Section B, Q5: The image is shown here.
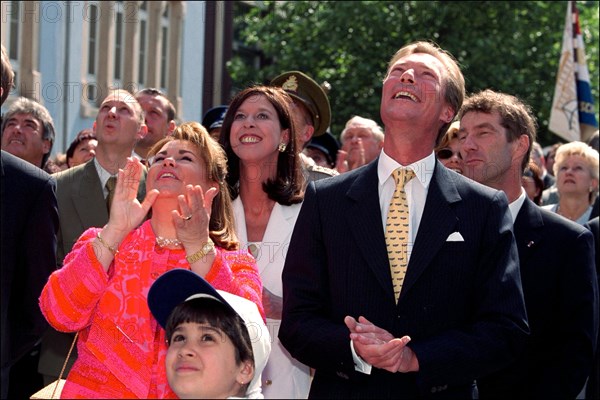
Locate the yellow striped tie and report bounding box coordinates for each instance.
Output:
[386,168,414,303]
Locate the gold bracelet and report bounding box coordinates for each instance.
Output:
[186,239,215,264]
[96,232,119,256]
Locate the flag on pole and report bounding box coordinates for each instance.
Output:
[549,1,598,143]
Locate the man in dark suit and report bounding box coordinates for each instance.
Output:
[586,216,600,400]
[459,89,598,399]
[1,44,59,399]
[1,151,59,399]
[38,89,148,384]
[280,41,529,398]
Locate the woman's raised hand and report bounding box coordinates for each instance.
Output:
[106,158,159,239]
[173,184,218,247]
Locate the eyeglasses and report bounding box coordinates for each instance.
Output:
[436,148,462,160]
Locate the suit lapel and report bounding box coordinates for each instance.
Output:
[400,163,462,300]
[263,202,299,242]
[514,198,543,263]
[346,162,394,298]
[260,202,301,275]
[71,161,148,229]
[72,161,109,229]
[232,197,300,295]
[232,197,248,244]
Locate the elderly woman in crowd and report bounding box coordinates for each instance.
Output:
[219,85,310,399]
[39,122,263,398]
[435,120,463,174]
[542,141,599,225]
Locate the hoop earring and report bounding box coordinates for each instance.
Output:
[278,142,287,152]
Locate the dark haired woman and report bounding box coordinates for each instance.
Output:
[220,86,309,398]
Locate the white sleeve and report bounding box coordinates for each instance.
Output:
[350,340,372,374]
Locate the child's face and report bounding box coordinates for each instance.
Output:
[166,322,247,399]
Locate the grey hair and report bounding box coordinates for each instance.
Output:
[1,97,55,167]
[340,115,384,144]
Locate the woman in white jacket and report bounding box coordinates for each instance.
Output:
[220,85,310,399]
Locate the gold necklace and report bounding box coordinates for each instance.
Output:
[155,236,183,248]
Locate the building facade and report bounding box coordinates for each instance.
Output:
[1,0,240,156]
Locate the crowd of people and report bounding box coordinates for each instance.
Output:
[1,37,599,400]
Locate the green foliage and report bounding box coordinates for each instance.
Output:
[228,1,599,146]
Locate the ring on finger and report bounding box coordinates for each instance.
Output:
[183,214,193,221]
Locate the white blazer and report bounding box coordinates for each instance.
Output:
[233,197,310,399]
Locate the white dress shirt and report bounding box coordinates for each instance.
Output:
[94,158,116,199]
[508,188,527,223]
[378,149,435,263]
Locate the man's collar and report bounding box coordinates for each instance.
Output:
[378,149,435,189]
[508,188,527,223]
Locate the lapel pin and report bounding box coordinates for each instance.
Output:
[527,241,534,248]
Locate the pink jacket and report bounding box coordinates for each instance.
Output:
[40,220,263,399]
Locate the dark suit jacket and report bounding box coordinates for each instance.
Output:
[0,151,59,398]
[39,158,146,378]
[585,216,600,400]
[478,198,598,399]
[280,160,529,399]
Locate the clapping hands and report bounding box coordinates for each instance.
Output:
[344,315,419,373]
[172,183,218,248]
[336,138,367,173]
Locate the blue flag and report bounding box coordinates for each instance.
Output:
[549,1,598,142]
